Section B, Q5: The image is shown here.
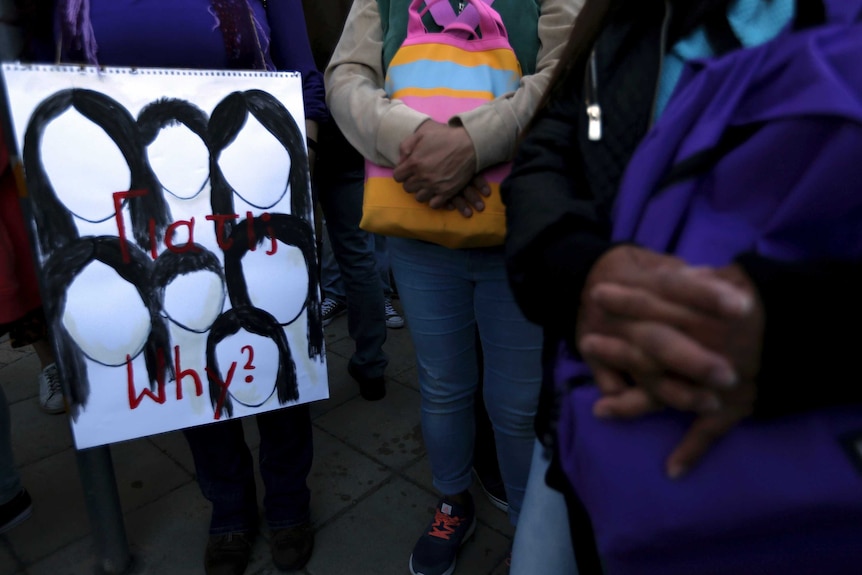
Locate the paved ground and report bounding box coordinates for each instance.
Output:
[0,309,513,575]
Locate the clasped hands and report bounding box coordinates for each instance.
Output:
[392,119,489,217]
[576,245,765,478]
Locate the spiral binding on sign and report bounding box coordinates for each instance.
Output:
[0,63,300,79]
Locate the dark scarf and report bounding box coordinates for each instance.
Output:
[57,0,271,69]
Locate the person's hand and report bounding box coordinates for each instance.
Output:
[582,262,762,409]
[393,120,477,206]
[439,176,491,218]
[576,247,752,396]
[576,255,764,476]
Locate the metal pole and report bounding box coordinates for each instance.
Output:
[75,445,133,575]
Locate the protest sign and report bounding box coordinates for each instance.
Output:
[1,64,328,448]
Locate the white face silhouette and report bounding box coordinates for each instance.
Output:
[241,242,309,325]
[218,113,291,209]
[147,122,210,200]
[42,109,131,223]
[62,260,151,366]
[213,328,280,408]
[163,269,225,332]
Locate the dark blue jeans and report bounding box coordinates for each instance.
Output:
[316,158,388,380]
[183,404,313,534]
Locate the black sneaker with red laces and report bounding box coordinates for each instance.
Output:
[409,493,476,575]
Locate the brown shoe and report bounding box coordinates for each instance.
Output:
[204,531,256,575]
[270,522,314,571]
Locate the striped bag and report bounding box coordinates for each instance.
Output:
[360,0,522,249]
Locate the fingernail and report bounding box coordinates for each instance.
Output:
[720,290,752,315]
[482,186,491,196]
[474,201,485,211]
[667,463,687,479]
[709,366,737,388]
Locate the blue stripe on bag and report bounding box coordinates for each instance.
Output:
[386,60,520,95]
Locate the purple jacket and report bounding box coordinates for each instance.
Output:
[56,0,327,122]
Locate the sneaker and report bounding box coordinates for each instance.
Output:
[204,531,256,575]
[473,466,508,513]
[270,522,314,571]
[38,363,65,414]
[384,297,405,329]
[409,494,476,575]
[321,297,347,327]
[0,489,32,535]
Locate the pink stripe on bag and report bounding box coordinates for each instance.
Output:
[397,95,493,121]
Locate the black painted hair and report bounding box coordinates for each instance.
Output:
[222,213,323,360]
[205,305,297,419]
[137,97,210,146]
[208,89,313,237]
[41,235,173,419]
[153,244,226,333]
[22,88,171,255]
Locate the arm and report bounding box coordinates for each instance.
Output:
[456,0,583,171]
[266,0,328,124]
[325,0,429,167]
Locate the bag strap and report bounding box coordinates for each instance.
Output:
[426,0,495,30]
[408,0,505,41]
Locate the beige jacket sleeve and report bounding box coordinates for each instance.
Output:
[325,0,582,170]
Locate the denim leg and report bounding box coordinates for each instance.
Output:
[317,165,387,379]
[374,234,393,296]
[0,384,21,505]
[472,252,543,524]
[321,222,346,302]
[389,238,479,498]
[510,439,578,575]
[257,405,313,530]
[183,420,258,534]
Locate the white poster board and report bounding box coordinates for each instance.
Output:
[1,64,328,448]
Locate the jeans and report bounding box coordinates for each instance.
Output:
[183,405,313,534]
[316,162,387,380]
[0,383,21,505]
[510,439,578,575]
[321,231,394,301]
[388,238,542,524]
[320,227,345,302]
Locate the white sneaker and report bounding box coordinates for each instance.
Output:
[38,363,65,414]
[384,298,404,329]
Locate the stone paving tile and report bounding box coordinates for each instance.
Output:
[145,430,197,477]
[118,483,212,575]
[0,352,40,405]
[306,429,392,527]
[24,537,95,575]
[0,539,23,575]
[8,399,73,467]
[3,449,89,565]
[110,438,196,514]
[313,383,425,471]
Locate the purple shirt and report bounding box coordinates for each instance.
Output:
[59,0,327,122]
